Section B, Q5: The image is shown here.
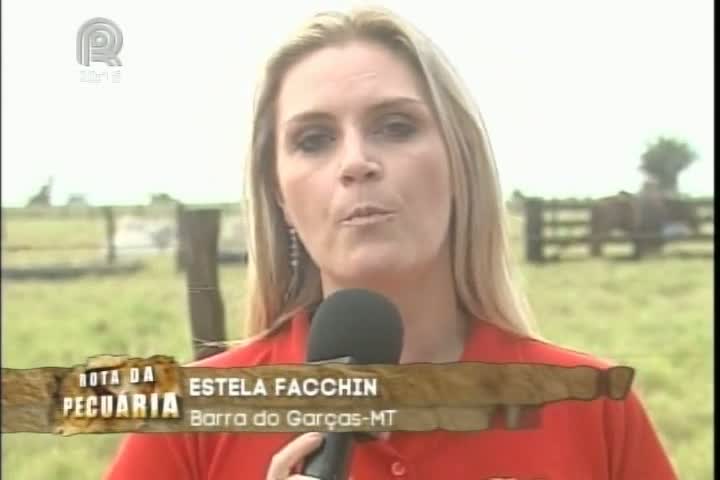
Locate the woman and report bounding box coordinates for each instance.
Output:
[106,6,677,479]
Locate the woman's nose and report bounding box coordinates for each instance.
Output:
[338,136,382,185]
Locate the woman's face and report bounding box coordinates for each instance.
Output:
[274,41,453,287]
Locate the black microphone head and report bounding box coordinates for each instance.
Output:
[307,289,404,364]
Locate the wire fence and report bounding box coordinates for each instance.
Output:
[1,203,248,278]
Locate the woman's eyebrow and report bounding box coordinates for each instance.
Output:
[281,96,426,128]
[365,96,426,113]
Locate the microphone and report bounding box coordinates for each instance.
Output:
[301,289,404,480]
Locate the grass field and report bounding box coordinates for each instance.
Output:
[1,213,714,479]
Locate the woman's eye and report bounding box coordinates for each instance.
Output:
[377,119,416,139]
[296,132,334,153]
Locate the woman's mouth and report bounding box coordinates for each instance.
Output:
[340,211,396,226]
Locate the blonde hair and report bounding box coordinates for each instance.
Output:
[243,5,540,340]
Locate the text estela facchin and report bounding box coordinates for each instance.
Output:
[188,377,379,398]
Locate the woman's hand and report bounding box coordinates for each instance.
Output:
[265,431,390,479]
[266,432,325,480]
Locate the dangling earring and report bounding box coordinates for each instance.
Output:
[286,226,301,301]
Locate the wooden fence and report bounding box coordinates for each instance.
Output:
[524,196,714,262]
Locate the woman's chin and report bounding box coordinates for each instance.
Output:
[332,250,410,284]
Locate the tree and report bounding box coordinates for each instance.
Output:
[506,189,526,213]
[26,177,53,207]
[66,194,89,207]
[149,193,178,206]
[640,137,697,194]
[510,189,526,202]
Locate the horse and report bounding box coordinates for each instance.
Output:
[589,191,699,257]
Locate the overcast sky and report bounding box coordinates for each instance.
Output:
[1,0,714,207]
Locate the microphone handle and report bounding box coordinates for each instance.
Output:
[301,432,355,480]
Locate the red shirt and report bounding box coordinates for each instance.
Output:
[104,311,678,480]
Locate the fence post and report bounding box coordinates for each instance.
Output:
[182,208,227,360]
[175,203,187,272]
[589,203,603,257]
[525,197,545,263]
[102,206,116,265]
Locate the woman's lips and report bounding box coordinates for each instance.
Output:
[340,212,396,226]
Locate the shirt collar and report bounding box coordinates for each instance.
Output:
[288,308,525,365]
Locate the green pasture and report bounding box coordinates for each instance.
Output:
[1,213,713,479]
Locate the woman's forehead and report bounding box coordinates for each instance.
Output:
[275,41,424,124]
